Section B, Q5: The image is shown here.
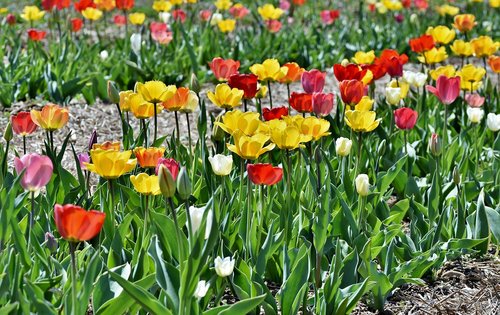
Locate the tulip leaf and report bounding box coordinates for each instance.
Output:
[473,189,490,254]
[203,294,266,315]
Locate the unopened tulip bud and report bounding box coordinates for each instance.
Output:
[6,14,16,25]
[88,130,98,152]
[335,137,352,157]
[194,280,210,298]
[3,122,13,142]
[212,114,226,142]
[429,133,442,156]
[377,139,386,157]
[45,232,58,253]
[190,73,201,94]
[177,167,191,200]
[214,256,235,277]
[453,166,461,186]
[486,113,500,132]
[466,107,484,124]
[107,81,120,104]
[158,164,176,198]
[355,174,370,196]
[410,13,418,25]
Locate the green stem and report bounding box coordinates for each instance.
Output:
[23,136,27,155]
[69,242,78,315]
[185,200,193,250]
[153,102,158,144]
[246,170,252,261]
[283,150,292,281]
[355,132,363,176]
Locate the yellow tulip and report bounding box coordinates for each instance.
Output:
[268,119,312,150]
[348,96,374,111]
[136,81,177,104]
[130,173,161,195]
[345,110,380,133]
[170,0,183,4]
[30,104,69,131]
[129,93,162,119]
[457,64,486,91]
[21,6,45,22]
[129,13,146,25]
[450,40,473,57]
[153,0,172,12]
[207,83,244,110]
[417,47,448,64]
[214,0,232,11]
[250,59,288,82]
[85,149,137,179]
[0,8,8,14]
[490,0,500,8]
[426,26,455,45]
[82,8,103,21]
[430,65,456,81]
[255,85,268,99]
[258,4,284,21]
[93,141,121,151]
[382,0,403,11]
[470,36,500,58]
[227,131,275,160]
[215,110,266,136]
[352,50,375,65]
[436,5,459,16]
[217,19,236,33]
[452,14,476,33]
[119,90,134,112]
[299,117,331,141]
[388,79,410,98]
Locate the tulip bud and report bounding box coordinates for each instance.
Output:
[158,165,176,198]
[385,87,402,105]
[410,13,419,25]
[453,166,461,186]
[88,130,98,152]
[212,114,226,142]
[45,232,58,253]
[377,139,386,157]
[130,33,142,55]
[429,133,442,156]
[335,137,352,157]
[187,205,213,239]
[100,50,109,60]
[6,14,16,25]
[214,256,235,277]
[190,73,201,94]
[355,174,370,197]
[107,81,121,104]
[3,122,13,142]
[486,113,500,132]
[176,167,191,200]
[466,107,484,124]
[194,280,210,298]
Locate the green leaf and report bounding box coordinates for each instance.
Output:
[473,189,489,254]
[203,294,266,315]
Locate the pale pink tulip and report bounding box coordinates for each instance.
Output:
[465,93,485,108]
[14,153,53,191]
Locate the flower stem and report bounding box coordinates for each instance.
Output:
[175,111,181,144]
[153,103,158,144]
[23,136,27,155]
[69,242,78,315]
[283,150,292,282]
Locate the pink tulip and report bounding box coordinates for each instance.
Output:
[301,69,326,94]
[155,158,180,180]
[78,153,90,170]
[465,93,485,108]
[426,75,461,105]
[14,153,53,192]
[312,93,335,117]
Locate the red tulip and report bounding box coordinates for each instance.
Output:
[74,0,96,12]
[247,163,283,186]
[361,64,386,81]
[415,0,429,10]
[402,0,411,8]
[199,10,212,21]
[71,18,83,32]
[426,75,461,105]
[339,79,364,105]
[289,92,313,113]
[11,112,37,136]
[209,57,240,81]
[14,153,53,192]
[333,64,368,82]
[312,93,335,117]
[320,10,340,25]
[54,204,105,242]
[42,0,71,11]
[262,106,288,121]
[27,29,47,41]
[172,9,187,23]
[301,69,326,93]
[266,20,282,33]
[155,158,180,180]
[228,74,258,99]
[114,15,127,26]
[376,49,408,78]
[394,107,418,130]
[6,14,16,25]
[116,0,134,10]
[409,35,435,53]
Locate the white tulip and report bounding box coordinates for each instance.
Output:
[210,13,223,26]
[187,206,213,239]
[466,107,484,124]
[130,33,142,56]
[355,174,370,197]
[403,71,427,88]
[335,137,353,157]
[385,87,402,105]
[214,256,235,277]
[194,280,210,298]
[486,113,500,132]
[100,50,109,60]
[159,12,171,24]
[208,154,233,176]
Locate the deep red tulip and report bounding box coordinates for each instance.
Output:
[172,9,187,23]
[312,93,335,117]
[155,158,180,180]
[27,29,47,41]
[289,92,313,113]
[11,112,37,136]
[402,0,411,8]
[6,13,16,25]
[301,69,326,94]
[426,75,461,105]
[394,14,404,23]
[394,107,418,130]
[42,0,71,11]
[74,0,96,12]
[262,106,288,121]
[375,50,408,78]
[409,35,435,53]
[247,163,283,186]
[333,64,368,82]
[71,18,83,32]
[339,79,364,105]
[209,57,240,81]
[116,0,134,10]
[54,204,105,242]
[228,74,258,99]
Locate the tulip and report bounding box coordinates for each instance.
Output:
[299,117,331,141]
[119,91,133,112]
[430,65,456,81]
[137,81,176,104]
[409,34,435,53]
[95,0,116,11]
[194,281,210,299]
[187,205,213,239]
[453,14,476,33]
[301,69,326,94]
[344,110,380,133]
[228,74,259,100]
[214,256,235,277]
[466,107,484,124]
[289,92,313,113]
[320,9,340,25]
[54,204,105,242]
[436,4,459,16]
[417,47,448,64]
[265,19,281,33]
[82,7,103,20]
[465,94,485,108]
[27,29,47,41]
[116,0,134,10]
[257,4,284,20]
[385,87,402,105]
[210,13,223,25]
[486,113,500,132]
[176,167,191,201]
[208,154,233,176]
[92,141,120,151]
[85,149,136,179]
[426,75,461,105]
[128,12,145,25]
[249,59,288,82]
[44,232,58,253]
[215,110,263,136]
[134,147,165,168]
[268,118,312,150]
[333,64,368,82]
[130,33,142,55]
[349,96,374,111]
[450,40,473,57]
[30,104,69,131]
[209,57,240,81]
[403,71,427,88]
[355,174,370,196]
[129,93,161,119]
[312,93,335,117]
[3,122,12,143]
[426,25,455,45]
[153,0,171,11]
[6,13,16,25]
[207,84,244,110]
[214,0,232,10]
[158,164,176,198]
[339,80,364,105]
[470,36,499,58]
[361,64,386,82]
[217,19,236,33]
[163,87,197,112]
[11,112,37,136]
[14,153,53,192]
[279,62,305,84]
[227,131,275,160]
[190,73,201,94]
[394,108,418,130]
[457,64,486,91]
[429,133,442,156]
[130,173,161,195]
[488,55,500,73]
[376,50,408,78]
[247,163,283,185]
[155,157,179,179]
[336,137,352,157]
[20,6,45,21]
[78,153,90,170]
[262,106,288,121]
[352,50,375,65]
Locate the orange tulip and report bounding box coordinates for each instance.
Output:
[279,62,305,84]
[488,55,500,73]
[30,104,69,131]
[163,87,190,112]
[453,14,476,33]
[134,146,165,168]
[54,204,105,242]
[92,141,121,151]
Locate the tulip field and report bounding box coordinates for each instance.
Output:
[1,0,500,314]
